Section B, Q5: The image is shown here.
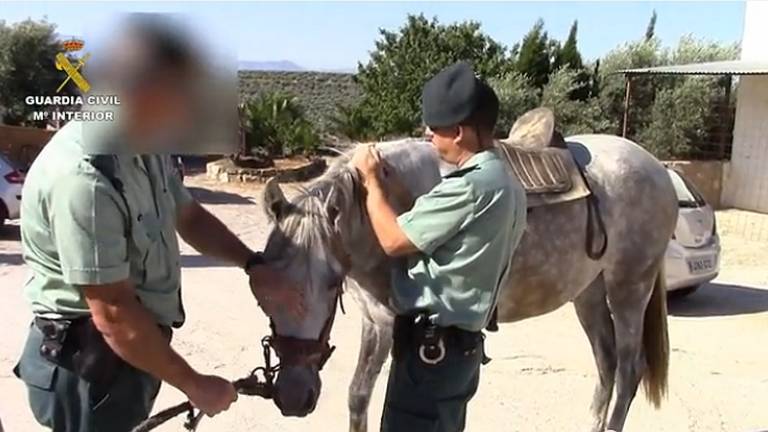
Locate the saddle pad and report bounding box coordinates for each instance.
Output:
[495,142,591,208]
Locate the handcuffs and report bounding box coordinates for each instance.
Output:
[415,314,447,365]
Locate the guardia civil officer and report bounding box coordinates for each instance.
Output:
[351,62,527,432]
[14,17,303,432]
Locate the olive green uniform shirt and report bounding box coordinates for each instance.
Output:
[20,121,193,327]
[392,149,527,332]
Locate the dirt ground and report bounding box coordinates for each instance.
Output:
[1,174,767,432]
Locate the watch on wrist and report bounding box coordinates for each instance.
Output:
[244,252,265,273]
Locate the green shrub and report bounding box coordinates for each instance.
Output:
[330,102,377,141]
[490,72,539,137]
[240,92,321,158]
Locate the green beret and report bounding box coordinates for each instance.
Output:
[421,62,497,128]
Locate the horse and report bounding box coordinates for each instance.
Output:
[260,118,677,432]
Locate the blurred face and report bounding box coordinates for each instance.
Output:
[425,124,478,166]
[123,74,194,151]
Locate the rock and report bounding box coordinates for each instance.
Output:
[204,157,328,184]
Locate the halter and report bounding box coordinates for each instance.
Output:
[266,230,351,371]
[131,235,352,432]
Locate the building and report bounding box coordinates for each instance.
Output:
[619,0,768,214]
[721,0,768,212]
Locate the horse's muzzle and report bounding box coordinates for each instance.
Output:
[273,366,321,417]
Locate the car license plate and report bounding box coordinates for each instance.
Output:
[687,256,715,274]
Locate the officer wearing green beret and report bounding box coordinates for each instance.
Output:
[352,62,527,432]
[13,18,303,432]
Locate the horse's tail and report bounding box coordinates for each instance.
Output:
[642,262,669,408]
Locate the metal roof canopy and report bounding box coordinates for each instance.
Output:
[618,60,768,76]
[615,60,768,145]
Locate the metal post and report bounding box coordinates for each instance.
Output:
[622,75,633,138]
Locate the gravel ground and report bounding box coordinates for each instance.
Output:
[1,174,767,432]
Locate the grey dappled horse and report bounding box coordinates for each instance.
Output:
[262,125,677,431]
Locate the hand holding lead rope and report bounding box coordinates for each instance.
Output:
[132,337,280,432]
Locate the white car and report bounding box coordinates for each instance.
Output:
[0,153,24,227]
[664,168,720,296]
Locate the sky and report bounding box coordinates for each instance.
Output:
[0,1,747,71]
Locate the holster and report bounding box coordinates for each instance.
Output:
[35,317,124,387]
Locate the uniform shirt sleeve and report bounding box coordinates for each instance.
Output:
[49,172,130,285]
[396,176,476,255]
[165,158,195,209]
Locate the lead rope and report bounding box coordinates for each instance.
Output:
[131,337,280,432]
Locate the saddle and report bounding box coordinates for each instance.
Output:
[495,107,607,260]
[496,107,590,208]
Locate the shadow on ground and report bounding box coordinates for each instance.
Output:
[668,282,768,317]
[0,224,21,241]
[180,254,234,268]
[187,187,255,205]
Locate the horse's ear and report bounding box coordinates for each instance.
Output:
[264,177,289,221]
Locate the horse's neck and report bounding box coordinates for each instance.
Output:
[376,139,443,197]
[342,139,443,299]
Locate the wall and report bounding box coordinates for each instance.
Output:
[741,1,768,61]
[724,75,768,212]
[721,1,768,213]
[0,125,54,169]
[664,160,726,209]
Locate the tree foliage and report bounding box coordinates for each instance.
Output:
[554,21,583,71]
[598,33,738,156]
[552,21,591,101]
[354,14,513,137]
[515,19,553,89]
[490,72,539,137]
[0,19,75,125]
[637,78,711,159]
[541,67,612,135]
[240,92,321,158]
[0,13,742,161]
[330,102,376,142]
[645,10,658,41]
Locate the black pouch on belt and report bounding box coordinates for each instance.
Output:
[36,317,124,386]
[70,319,124,386]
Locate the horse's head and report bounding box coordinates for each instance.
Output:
[261,167,363,417]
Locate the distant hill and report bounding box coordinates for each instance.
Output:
[239,70,362,132]
[238,60,304,71]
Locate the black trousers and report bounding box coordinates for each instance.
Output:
[380,318,484,432]
[14,324,161,432]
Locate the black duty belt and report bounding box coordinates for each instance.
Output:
[393,313,489,365]
[34,316,171,386]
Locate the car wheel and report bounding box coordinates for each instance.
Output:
[669,285,700,298]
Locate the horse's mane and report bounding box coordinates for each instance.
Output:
[276,155,360,249]
[278,139,441,250]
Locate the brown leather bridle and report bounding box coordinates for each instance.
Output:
[265,232,351,371]
[132,232,353,432]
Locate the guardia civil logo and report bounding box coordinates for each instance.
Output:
[55,37,91,93]
[25,37,118,122]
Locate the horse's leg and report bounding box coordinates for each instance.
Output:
[604,270,658,431]
[573,274,617,432]
[348,315,393,432]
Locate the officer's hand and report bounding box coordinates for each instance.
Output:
[186,374,237,417]
[351,144,382,184]
[248,265,306,320]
